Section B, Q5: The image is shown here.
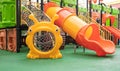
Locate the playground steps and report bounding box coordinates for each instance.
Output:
[0,29,6,50]
[7,28,17,52]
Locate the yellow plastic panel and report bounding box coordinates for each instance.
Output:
[63,16,87,39]
[26,14,63,59]
[85,26,93,39]
[46,7,62,19]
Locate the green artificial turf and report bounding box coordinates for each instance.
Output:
[0,45,120,71]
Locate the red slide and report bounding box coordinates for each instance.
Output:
[103,26,120,44]
[76,24,115,56]
[44,2,115,56]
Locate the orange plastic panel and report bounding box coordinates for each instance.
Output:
[46,7,62,19]
[55,9,74,27]
[93,0,97,3]
[102,14,115,24]
[0,29,6,50]
[63,7,76,15]
[88,0,97,3]
[7,28,17,52]
[44,2,58,12]
[76,24,115,56]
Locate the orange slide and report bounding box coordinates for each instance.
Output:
[44,2,115,56]
[103,26,120,44]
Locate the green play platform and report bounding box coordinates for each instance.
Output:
[0,45,120,71]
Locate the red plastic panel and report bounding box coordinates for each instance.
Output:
[44,2,58,12]
[0,29,6,50]
[55,9,74,27]
[7,28,17,52]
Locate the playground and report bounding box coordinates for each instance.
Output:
[0,0,120,71]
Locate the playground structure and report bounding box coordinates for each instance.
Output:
[89,1,120,44]
[26,14,63,59]
[0,0,21,52]
[44,2,115,56]
[0,0,119,59]
[21,5,63,59]
[50,0,119,44]
[50,0,120,43]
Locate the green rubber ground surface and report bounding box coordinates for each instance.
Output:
[0,45,120,71]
